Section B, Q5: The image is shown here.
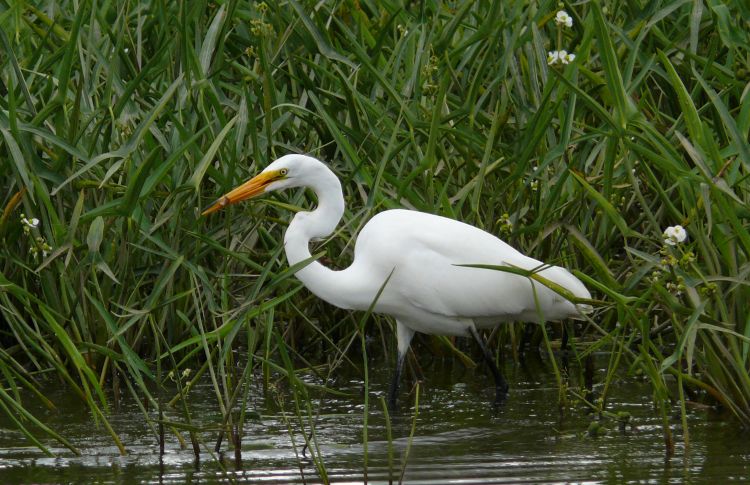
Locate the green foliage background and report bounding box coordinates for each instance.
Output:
[1,0,749,454]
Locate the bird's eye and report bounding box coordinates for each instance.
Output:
[279,168,288,176]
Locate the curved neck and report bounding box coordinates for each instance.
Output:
[283,165,356,308]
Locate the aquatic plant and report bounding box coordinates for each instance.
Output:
[1,0,749,462]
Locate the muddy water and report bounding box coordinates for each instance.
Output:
[1,354,748,484]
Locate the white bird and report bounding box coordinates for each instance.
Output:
[203,154,592,409]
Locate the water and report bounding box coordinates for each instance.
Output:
[1,354,749,484]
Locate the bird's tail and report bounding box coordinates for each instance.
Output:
[571,302,594,320]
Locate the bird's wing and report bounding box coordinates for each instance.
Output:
[395,243,543,320]
[359,209,575,321]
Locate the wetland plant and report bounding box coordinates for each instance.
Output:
[0,0,749,464]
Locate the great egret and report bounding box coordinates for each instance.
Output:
[203,154,592,409]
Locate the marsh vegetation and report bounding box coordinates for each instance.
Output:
[1,0,749,481]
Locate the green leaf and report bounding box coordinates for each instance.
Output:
[0,127,33,196]
[692,68,750,171]
[660,303,704,374]
[87,216,105,253]
[287,0,356,68]
[590,0,637,129]
[570,171,636,238]
[189,115,238,191]
[707,0,748,48]
[199,3,227,76]
[85,290,154,381]
[657,50,705,151]
[52,74,184,195]
[55,0,87,104]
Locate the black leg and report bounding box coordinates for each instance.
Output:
[584,353,594,392]
[519,323,532,354]
[469,326,508,404]
[388,351,406,413]
[560,322,570,373]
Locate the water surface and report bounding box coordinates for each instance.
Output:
[1,354,748,483]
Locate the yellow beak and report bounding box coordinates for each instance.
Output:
[201,170,279,216]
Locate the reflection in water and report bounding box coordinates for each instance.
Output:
[1,354,749,483]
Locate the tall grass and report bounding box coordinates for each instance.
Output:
[1,0,749,458]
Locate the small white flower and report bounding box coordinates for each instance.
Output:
[22,217,40,228]
[548,50,576,65]
[41,242,52,258]
[663,225,687,246]
[555,10,573,28]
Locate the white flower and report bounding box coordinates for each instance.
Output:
[663,225,687,246]
[21,217,40,228]
[548,50,575,65]
[43,242,52,256]
[555,10,573,28]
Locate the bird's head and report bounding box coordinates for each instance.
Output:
[201,154,323,216]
